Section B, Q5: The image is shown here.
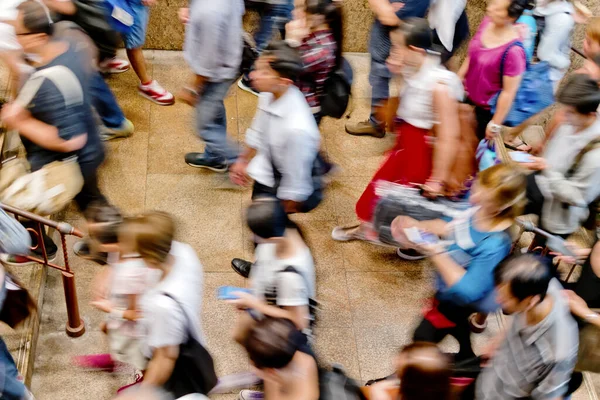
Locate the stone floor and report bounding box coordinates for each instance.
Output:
[16,51,595,399]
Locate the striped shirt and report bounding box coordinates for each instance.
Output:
[476,279,579,400]
[296,29,337,112]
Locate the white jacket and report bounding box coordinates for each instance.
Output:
[428,0,467,52]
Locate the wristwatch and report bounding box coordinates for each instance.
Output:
[487,121,502,134]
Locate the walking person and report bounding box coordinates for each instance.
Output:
[344,0,430,138]
[229,41,321,277]
[180,0,244,172]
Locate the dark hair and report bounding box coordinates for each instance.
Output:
[494,254,552,302]
[244,317,301,369]
[507,0,535,21]
[399,342,451,400]
[84,201,123,244]
[17,0,53,35]
[557,74,600,114]
[306,0,344,68]
[263,41,303,82]
[246,198,308,242]
[399,18,433,51]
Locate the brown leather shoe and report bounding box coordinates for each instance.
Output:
[345,120,386,138]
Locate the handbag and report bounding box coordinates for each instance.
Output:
[320,57,353,119]
[488,42,554,127]
[162,293,218,397]
[0,273,37,329]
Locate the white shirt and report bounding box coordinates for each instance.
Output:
[245,86,321,202]
[140,242,205,358]
[250,242,316,307]
[396,56,464,130]
[428,0,467,52]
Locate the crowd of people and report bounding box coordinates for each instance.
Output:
[2,0,600,399]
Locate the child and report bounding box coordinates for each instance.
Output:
[123,0,174,105]
[74,208,160,376]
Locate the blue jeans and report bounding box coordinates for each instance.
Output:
[195,80,239,164]
[368,58,392,128]
[90,72,125,129]
[247,0,293,51]
[0,277,25,400]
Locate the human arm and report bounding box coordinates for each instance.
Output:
[537,14,574,71]
[486,74,522,139]
[436,237,511,305]
[229,291,311,331]
[390,216,449,239]
[276,129,319,203]
[564,290,600,326]
[42,0,77,15]
[229,109,264,185]
[141,345,179,387]
[0,103,87,153]
[178,7,189,24]
[428,84,460,195]
[368,0,401,26]
[457,56,470,81]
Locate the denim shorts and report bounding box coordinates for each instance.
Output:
[122,1,149,49]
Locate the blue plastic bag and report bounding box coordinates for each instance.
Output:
[103,0,135,34]
[489,42,555,127]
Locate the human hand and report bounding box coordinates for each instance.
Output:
[564,290,592,319]
[369,379,400,400]
[227,291,260,311]
[521,156,547,171]
[480,335,503,364]
[142,0,156,6]
[123,309,142,321]
[0,102,29,130]
[378,8,401,26]
[91,299,113,313]
[178,7,189,24]
[63,133,88,152]
[422,179,443,199]
[229,161,250,186]
[285,18,309,46]
[550,241,589,265]
[390,216,421,247]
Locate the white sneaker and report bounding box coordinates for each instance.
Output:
[238,390,264,400]
[138,80,175,106]
[98,57,130,74]
[100,119,134,141]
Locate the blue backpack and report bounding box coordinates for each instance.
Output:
[489,41,554,127]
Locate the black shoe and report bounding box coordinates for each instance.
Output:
[185,153,228,173]
[237,77,259,96]
[74,240,108,265]
[231,258,253,278]
[396,248,427,261]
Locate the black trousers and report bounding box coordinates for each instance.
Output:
[251,181,321,214]
[413,301,476,361]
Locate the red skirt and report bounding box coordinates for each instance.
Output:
[355,121,433,222]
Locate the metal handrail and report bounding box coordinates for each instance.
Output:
[1,203,86,337]
[571,46,586,59]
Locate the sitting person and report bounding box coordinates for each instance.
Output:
[391,164,526,360]
[476,254,579,400]
[331,18,464,246]
[522,74,600,248]
[238,316,319,400]
[362,342,452,400]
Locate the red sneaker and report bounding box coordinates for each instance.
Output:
[72,354,115,372]
[117,374,144,394]
[138,80,175,106]
[99,57,130,74]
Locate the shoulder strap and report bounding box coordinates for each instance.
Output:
[15,65,84,108]
[565,137,600,178]
[162,292,193,339]
[499,41,526,85]
[278,265,310,294]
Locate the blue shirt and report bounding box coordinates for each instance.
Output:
[368,0,430,62]
[435,209,511,312]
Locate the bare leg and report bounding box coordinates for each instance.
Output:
[126,48,151,84]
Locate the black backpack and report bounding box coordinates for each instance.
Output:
[320,57,353,119]
[319,364,366,400]
[240,32,259,78]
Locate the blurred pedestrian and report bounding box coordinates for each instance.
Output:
[476,255,578,400]
[180,0,244,172]
[344,0,430,138]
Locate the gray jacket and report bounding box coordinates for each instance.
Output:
[536,119,600,234]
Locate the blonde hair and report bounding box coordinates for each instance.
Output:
[587,17,600,45]
[477,164,527,222]
[119,211,175,264]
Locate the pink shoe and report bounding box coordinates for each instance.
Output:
[99,57,130,74]
[72,354,115,372]
[138,80,175,106]
[117,374,144,394]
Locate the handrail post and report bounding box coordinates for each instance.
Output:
[60,234,85,338]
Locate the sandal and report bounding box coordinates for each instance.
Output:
[504,137,532,153]
[331,223,364,242]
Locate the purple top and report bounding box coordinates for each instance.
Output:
[464,17,527,109]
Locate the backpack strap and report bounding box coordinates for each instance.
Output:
[499,41,526,85]
[15,65,84,108]
[162,292,195,342]
[565,137,600,179]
